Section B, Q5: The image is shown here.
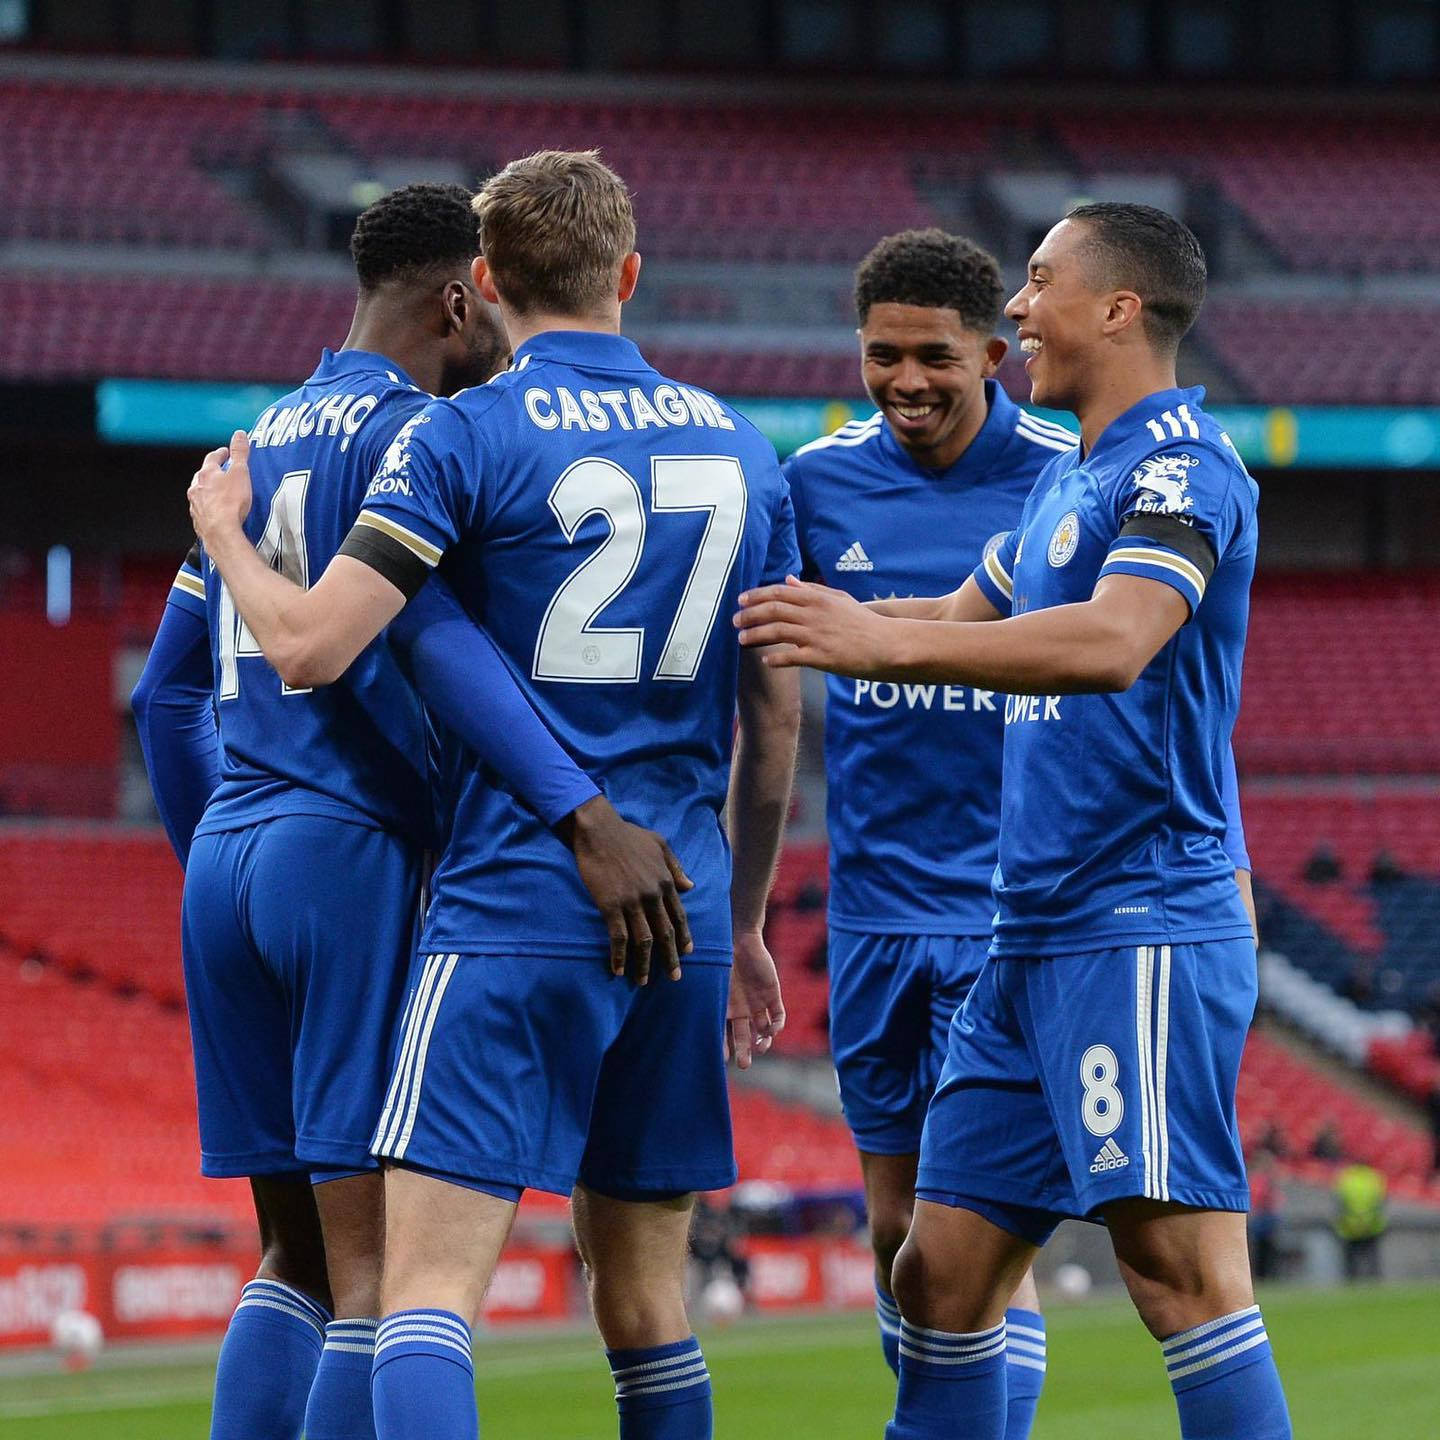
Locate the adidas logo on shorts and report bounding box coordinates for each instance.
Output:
[836,541,875,572]
[1089,1137,1130,1174]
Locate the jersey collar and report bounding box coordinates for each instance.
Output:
[512,330,648,372]
[878,378,1018,482]
[310,347,424,392]
[1086,385,1207,464]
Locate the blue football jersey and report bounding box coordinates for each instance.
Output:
[189,349,438,846]
[971,386,1257,955]
[343,331,801,960]
[785,382,1073,935]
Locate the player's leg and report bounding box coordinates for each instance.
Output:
[888,959,1072,1440]
[368,949,629,1439]
[247,816,420,1440]
[370,1166,518,1440]
[578,963,736,1439]
[181,829,331,1440]
[1027,942,1291,1440]
[826,931,934,1373]
[927,938,1048,1436]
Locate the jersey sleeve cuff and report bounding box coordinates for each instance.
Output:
[1099,544,1209,615]
[339,510,441,599]
[972,552,1013,616]
[168,562,207,617]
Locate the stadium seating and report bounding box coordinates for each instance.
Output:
[1239,574,1440,774]
[1057,110,1440,276]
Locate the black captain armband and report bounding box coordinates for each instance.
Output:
[1117,513,1218,587]
[338,524,431,599]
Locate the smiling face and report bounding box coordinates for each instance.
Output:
[1004,217,1113,414]
[860,302,1005,470]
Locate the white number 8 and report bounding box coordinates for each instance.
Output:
[1079,1044,1124,1137]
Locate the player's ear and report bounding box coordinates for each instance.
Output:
[441,279,469,335]
[617,252,641,303]
[1104,290,1143,339]
[982,335,1008,375]
[472,256,501,305]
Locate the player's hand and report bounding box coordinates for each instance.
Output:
[560,795,694,985]
[726,928,785,1069]
[735,576,891,676]
[188,429,254,550]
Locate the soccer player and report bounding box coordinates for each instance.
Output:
[187,150,802,1440]
[737,203,1291,1440]
[783,229,1064,1430]
[134,182,696,1440]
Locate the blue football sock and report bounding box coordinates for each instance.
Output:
[372,1310,477,1440]
[885,1318,1008,1440]
[1003,1309,1046,1439]
[1164,1306,1292,1439]
[875,1284,902,1377]
[305,1317,379,1439]
[210,1278,328,1440]
[607,1335,713,1439]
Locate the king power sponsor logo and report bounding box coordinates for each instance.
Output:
[852,680,998,712]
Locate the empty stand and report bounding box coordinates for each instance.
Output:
[1240,574,1440,774]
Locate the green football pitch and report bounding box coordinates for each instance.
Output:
[2,1283,1436,1438]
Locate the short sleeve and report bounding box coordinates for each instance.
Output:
[970,528,1018,617]
[779,454,820,581]
[340,400,480,597]
[167,543,207,619]
[1220,743,1250,871]
[1099,444,1249,616]
[760,469,803,587]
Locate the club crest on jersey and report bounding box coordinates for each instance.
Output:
[1047,511,1080,567]
[1130,453,1199,517]
[366,413,431,498]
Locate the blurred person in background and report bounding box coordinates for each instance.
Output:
[1247,1150,1285,1281]
[1332,1161,1387,1281]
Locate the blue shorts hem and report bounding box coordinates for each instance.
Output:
[1079,1184,1252,1216]
[200,1149,303,1179]
[916,1166,1078,1221]
[848,1125,924,1158]
[914,1189,1063,1248]
[295,1135,383,1171]
[579,1165,737,1198]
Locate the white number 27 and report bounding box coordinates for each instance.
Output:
[217,469,312,699]
[533,455,748,684]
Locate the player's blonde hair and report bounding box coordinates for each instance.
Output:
[474,150,636,318]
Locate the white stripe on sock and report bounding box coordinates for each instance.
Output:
[1166,1330,1270,1382]
[1162,1306,1262,1354]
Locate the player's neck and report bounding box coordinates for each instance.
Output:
[342,316,446,396]
[1076,357,1179,453]
[501,304,623,352]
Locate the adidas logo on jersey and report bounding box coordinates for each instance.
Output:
[836,541,875,572]
[1090,1137,1130,1174]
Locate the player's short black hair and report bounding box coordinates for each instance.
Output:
[349,182,480,291]
[853,229,1005,333]
[1064,202,1207,352]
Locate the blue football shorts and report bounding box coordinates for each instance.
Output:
[827,932,987,1155]
[369,951,736,1199]
[181,815,420,1178]
[917,939,1257,1246]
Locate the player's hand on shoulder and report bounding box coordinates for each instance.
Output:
[726,928,785,1070]
[188,429,254,547]
[735,575,890,677]
[558,795,694,986]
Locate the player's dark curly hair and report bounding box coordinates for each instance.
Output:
[853,229,1005,333]
[1065,202,1207,353]
[349,182,480,291]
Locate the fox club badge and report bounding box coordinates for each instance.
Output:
[1047,510,1080,567]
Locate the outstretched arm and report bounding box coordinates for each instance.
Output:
[737,572,1187,694]
[188,432,406,689]
[866,575,1003,623]
[132,600,220,866]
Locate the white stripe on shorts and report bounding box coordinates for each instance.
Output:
[1155,944,1172,1202]
[389,953,458,1160]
